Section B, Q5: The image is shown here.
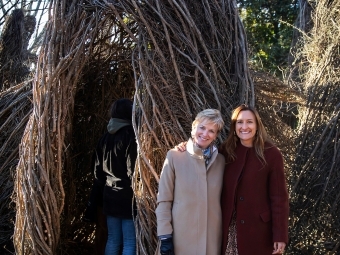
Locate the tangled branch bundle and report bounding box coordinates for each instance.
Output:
[11,1,105,253]
[0,81,32,250]
[288,0,340,253]
[8,0,259,253]
[99,0,257,253]
[0,0,323,254]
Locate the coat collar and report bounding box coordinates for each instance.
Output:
[186,138,204,159]
[186,138,218,168]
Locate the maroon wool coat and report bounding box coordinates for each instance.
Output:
[221,142,289,255]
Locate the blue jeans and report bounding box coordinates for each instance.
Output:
[105,216,136,255]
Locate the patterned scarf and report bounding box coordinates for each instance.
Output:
[202,145,215,166]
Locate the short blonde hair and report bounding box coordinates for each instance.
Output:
[191,109,224,134]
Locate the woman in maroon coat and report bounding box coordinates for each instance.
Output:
[219,104,289,255]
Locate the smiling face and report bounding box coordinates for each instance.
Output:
[192,119,218,149]
[235,110,257,147]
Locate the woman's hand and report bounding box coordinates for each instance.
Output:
[174,141,187,152]
[272,242,286,254]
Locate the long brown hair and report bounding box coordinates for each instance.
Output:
[220,104,271,163]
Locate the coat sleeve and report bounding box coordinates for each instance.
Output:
[155,151,176,236]
[268,147,289,243]
[126,132,137,178]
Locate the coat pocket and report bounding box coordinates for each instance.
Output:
[260,210,271,222]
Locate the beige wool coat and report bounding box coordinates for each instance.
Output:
[155,138,225,255]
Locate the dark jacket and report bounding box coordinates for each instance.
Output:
[94,119,137,219]
[221,141,289,255]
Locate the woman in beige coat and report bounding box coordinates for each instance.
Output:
[155,109,225,255]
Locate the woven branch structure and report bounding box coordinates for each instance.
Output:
[8,0,277,254]
[287,0,340,253]
[12,1,106,254]
[0,6,36,251]
[104,1,257,253]
[0,81,32,251]
[4,0,339,254]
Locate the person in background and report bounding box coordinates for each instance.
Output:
[156,109,225,255]
[175,104,289,255]
[93,98,138,255]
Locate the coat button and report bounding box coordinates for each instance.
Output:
[240,220,245,224]
[240,196,244,201]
